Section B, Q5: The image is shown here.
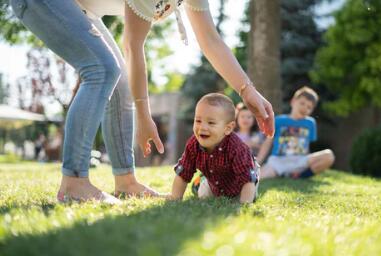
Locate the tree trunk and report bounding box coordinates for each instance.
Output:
[248,0,282,114]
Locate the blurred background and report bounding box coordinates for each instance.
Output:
[0,0,380,177]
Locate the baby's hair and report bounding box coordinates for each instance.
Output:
[198,93,235,122]
[293,86,319,106]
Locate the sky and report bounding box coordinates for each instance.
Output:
[0,0,345,114]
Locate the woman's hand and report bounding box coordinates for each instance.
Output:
[242,86,275,137]
[136,116,164,158]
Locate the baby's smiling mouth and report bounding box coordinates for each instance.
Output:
[199,134,210,139]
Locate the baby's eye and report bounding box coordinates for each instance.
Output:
[208,122,216,125]
[195,119,201,123]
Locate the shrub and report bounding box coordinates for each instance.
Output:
[350,127,381,178]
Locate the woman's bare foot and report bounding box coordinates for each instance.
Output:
[57,175,121,204]
[114,173,162,198]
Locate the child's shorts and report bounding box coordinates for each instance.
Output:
[267,155,309,177]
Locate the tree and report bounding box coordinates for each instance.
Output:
[236,0,336,113]
[280,0,324,106]
[14,48,74,113]
[249,0,282,114]
[311,0,381,116]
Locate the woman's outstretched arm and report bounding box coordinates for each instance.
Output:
[186,8,274,137]
[124,4,164,157]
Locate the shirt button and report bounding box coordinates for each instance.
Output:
[215,181,219,185]
[218,147,222,151]
[210,155,213,158]
[210,170,213,173]
[220,189,224,193]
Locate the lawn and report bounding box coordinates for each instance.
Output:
[0,163,380,256]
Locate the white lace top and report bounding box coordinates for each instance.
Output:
[76,0,208,21]
[76,0,209,44]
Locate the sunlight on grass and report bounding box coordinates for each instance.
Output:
[0,163,380,255]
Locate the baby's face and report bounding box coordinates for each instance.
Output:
[193,101,233,152]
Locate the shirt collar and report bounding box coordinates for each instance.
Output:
[197,134,231,154]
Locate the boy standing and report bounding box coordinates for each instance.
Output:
[169,93,260,203]
[257,86,335,179]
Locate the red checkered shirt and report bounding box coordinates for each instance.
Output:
[174,133,259,197]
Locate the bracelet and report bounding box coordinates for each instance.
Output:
[134,98,148,103]
[238,81,254,97]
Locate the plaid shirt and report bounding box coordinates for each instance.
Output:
[174,133,259,197]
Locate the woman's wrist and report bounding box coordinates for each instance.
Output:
[239,81,256,100]
[238,81,252,96]
[134,98,151,117]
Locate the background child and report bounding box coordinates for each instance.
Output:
[168,93,260,203]
[235,102,265,156]
[257,86,335,179]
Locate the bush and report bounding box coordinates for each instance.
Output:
[350,127,381,178]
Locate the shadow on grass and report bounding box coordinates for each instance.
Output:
[0,198,242,256]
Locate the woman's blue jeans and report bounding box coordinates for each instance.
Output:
[10,0,136,177]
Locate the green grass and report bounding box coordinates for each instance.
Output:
[0,154,23,164]
[0,163,380,256]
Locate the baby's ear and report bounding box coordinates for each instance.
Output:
[225,121,236,135]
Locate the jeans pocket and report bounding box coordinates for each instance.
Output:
[10,0,27,19]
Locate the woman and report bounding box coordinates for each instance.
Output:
[10,0,274,203]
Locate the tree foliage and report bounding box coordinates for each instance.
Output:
[311,0,381,116]
[0,1,40,45]
[281,0,323,105]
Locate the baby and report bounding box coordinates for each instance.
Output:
[168,93,260,203]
